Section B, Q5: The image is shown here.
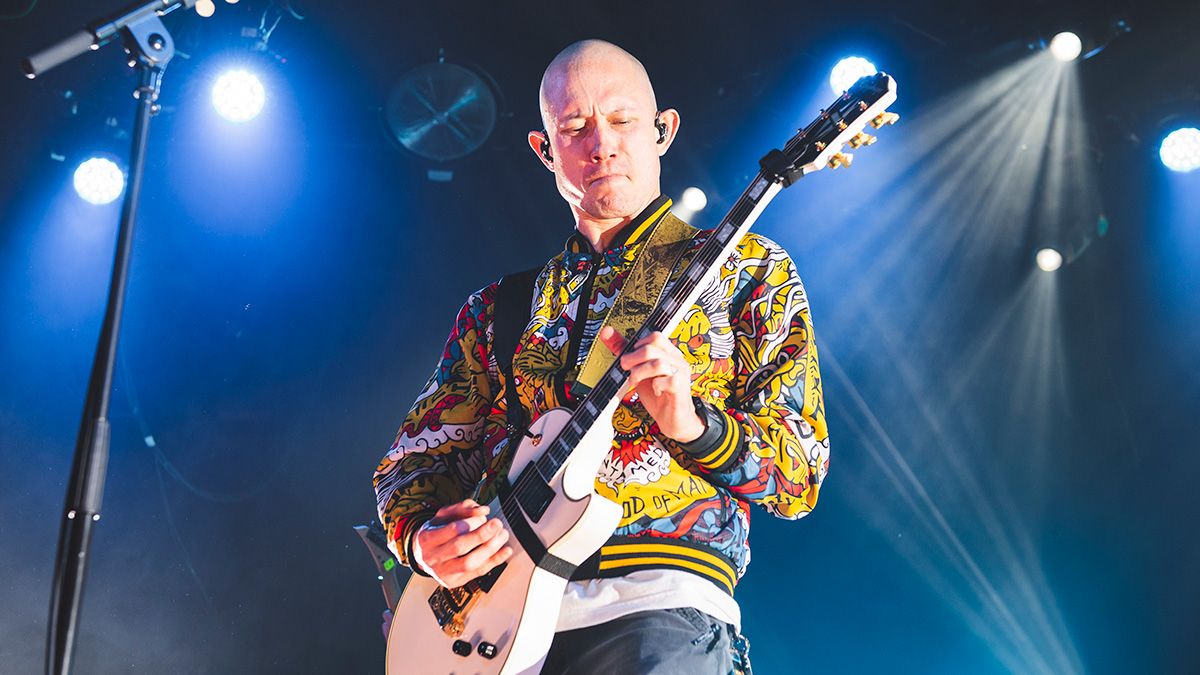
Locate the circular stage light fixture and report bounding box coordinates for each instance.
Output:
[73,157,125,205]
[829,57,877,95]
[680,187,707,212]
[1036,248,1063,272]
[212,69,266,122]
[384,61,498,162]
[1159,127,1200,173]
[1049,32,1082,62]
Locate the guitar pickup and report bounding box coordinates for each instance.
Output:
[473,562,507,593]
[514,469,556,522]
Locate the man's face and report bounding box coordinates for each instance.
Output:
[539,57,668,222]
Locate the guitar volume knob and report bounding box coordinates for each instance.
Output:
[478,642,498,659]
[451,640,472,657]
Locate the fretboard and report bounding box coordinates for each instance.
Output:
[528,169,787,483]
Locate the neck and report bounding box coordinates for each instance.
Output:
[571,194,659,252]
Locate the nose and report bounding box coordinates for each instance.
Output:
[589,124,619,163]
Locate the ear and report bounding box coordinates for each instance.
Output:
[655,109,681,156]
[528,130,554,171]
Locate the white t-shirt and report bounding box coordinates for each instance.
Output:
[557,569,740,631]
[410,531,740,632]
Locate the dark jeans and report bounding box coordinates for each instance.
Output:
[541,608,737,675]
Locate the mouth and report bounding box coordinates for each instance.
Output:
[586,173,625,187]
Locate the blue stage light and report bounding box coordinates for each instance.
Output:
[212,69,266,122]
[1159,127,1200,173]
[73,157,125,205]
[829,57,877,95]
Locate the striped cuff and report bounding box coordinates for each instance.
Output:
[399,513,435,577]
[680,397,744,472]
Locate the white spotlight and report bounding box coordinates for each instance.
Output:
[1049,32,1082,62]
[212,69,266,122]
[1159,127,1200,173]
[680,187,708,212]
[829,57,877,95]
[1036,248,1063,272]
[73,157,125,205]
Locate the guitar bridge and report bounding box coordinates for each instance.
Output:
[427,563,507,637]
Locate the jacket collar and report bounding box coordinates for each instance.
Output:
[564,195,673,256]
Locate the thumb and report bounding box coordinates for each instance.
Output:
[598,326,627,356]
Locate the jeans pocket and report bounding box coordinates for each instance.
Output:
[665,606,710,632]
[665,607,723,651]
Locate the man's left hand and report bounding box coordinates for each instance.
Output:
[598,326,705,443]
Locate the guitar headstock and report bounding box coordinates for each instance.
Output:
[760,72,898,187]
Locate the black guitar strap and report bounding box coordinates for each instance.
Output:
[492,265,604,581]
[493,266,541,438]
[493,267,580,579]
[495,476,579,579]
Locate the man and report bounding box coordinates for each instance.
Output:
[374,40,830,673]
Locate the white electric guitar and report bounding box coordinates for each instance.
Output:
[386,73,899,675]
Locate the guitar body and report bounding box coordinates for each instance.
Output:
[386,404,623,675]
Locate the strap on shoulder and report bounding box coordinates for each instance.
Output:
[494,266,541,376]
[493,266,541,435]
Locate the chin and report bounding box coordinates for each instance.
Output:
[581,190,640,220]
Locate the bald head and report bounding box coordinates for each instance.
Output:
[539,40,658,128]
[529,40,679,235]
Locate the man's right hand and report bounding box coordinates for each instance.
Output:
[414,499,514,588]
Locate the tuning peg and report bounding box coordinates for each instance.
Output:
[827,152,853,169]
[870,111,900,129]
[847,132,877,148]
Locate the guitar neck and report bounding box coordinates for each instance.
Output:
[644,171,786,342]
[532,170,786,480]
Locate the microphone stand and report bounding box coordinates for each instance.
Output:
[22,2,196,673]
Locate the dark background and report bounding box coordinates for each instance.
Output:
[2,1,1198,673]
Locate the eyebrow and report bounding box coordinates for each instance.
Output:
[557,106,638,122]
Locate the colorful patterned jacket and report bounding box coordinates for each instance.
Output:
[374,195,830,596]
